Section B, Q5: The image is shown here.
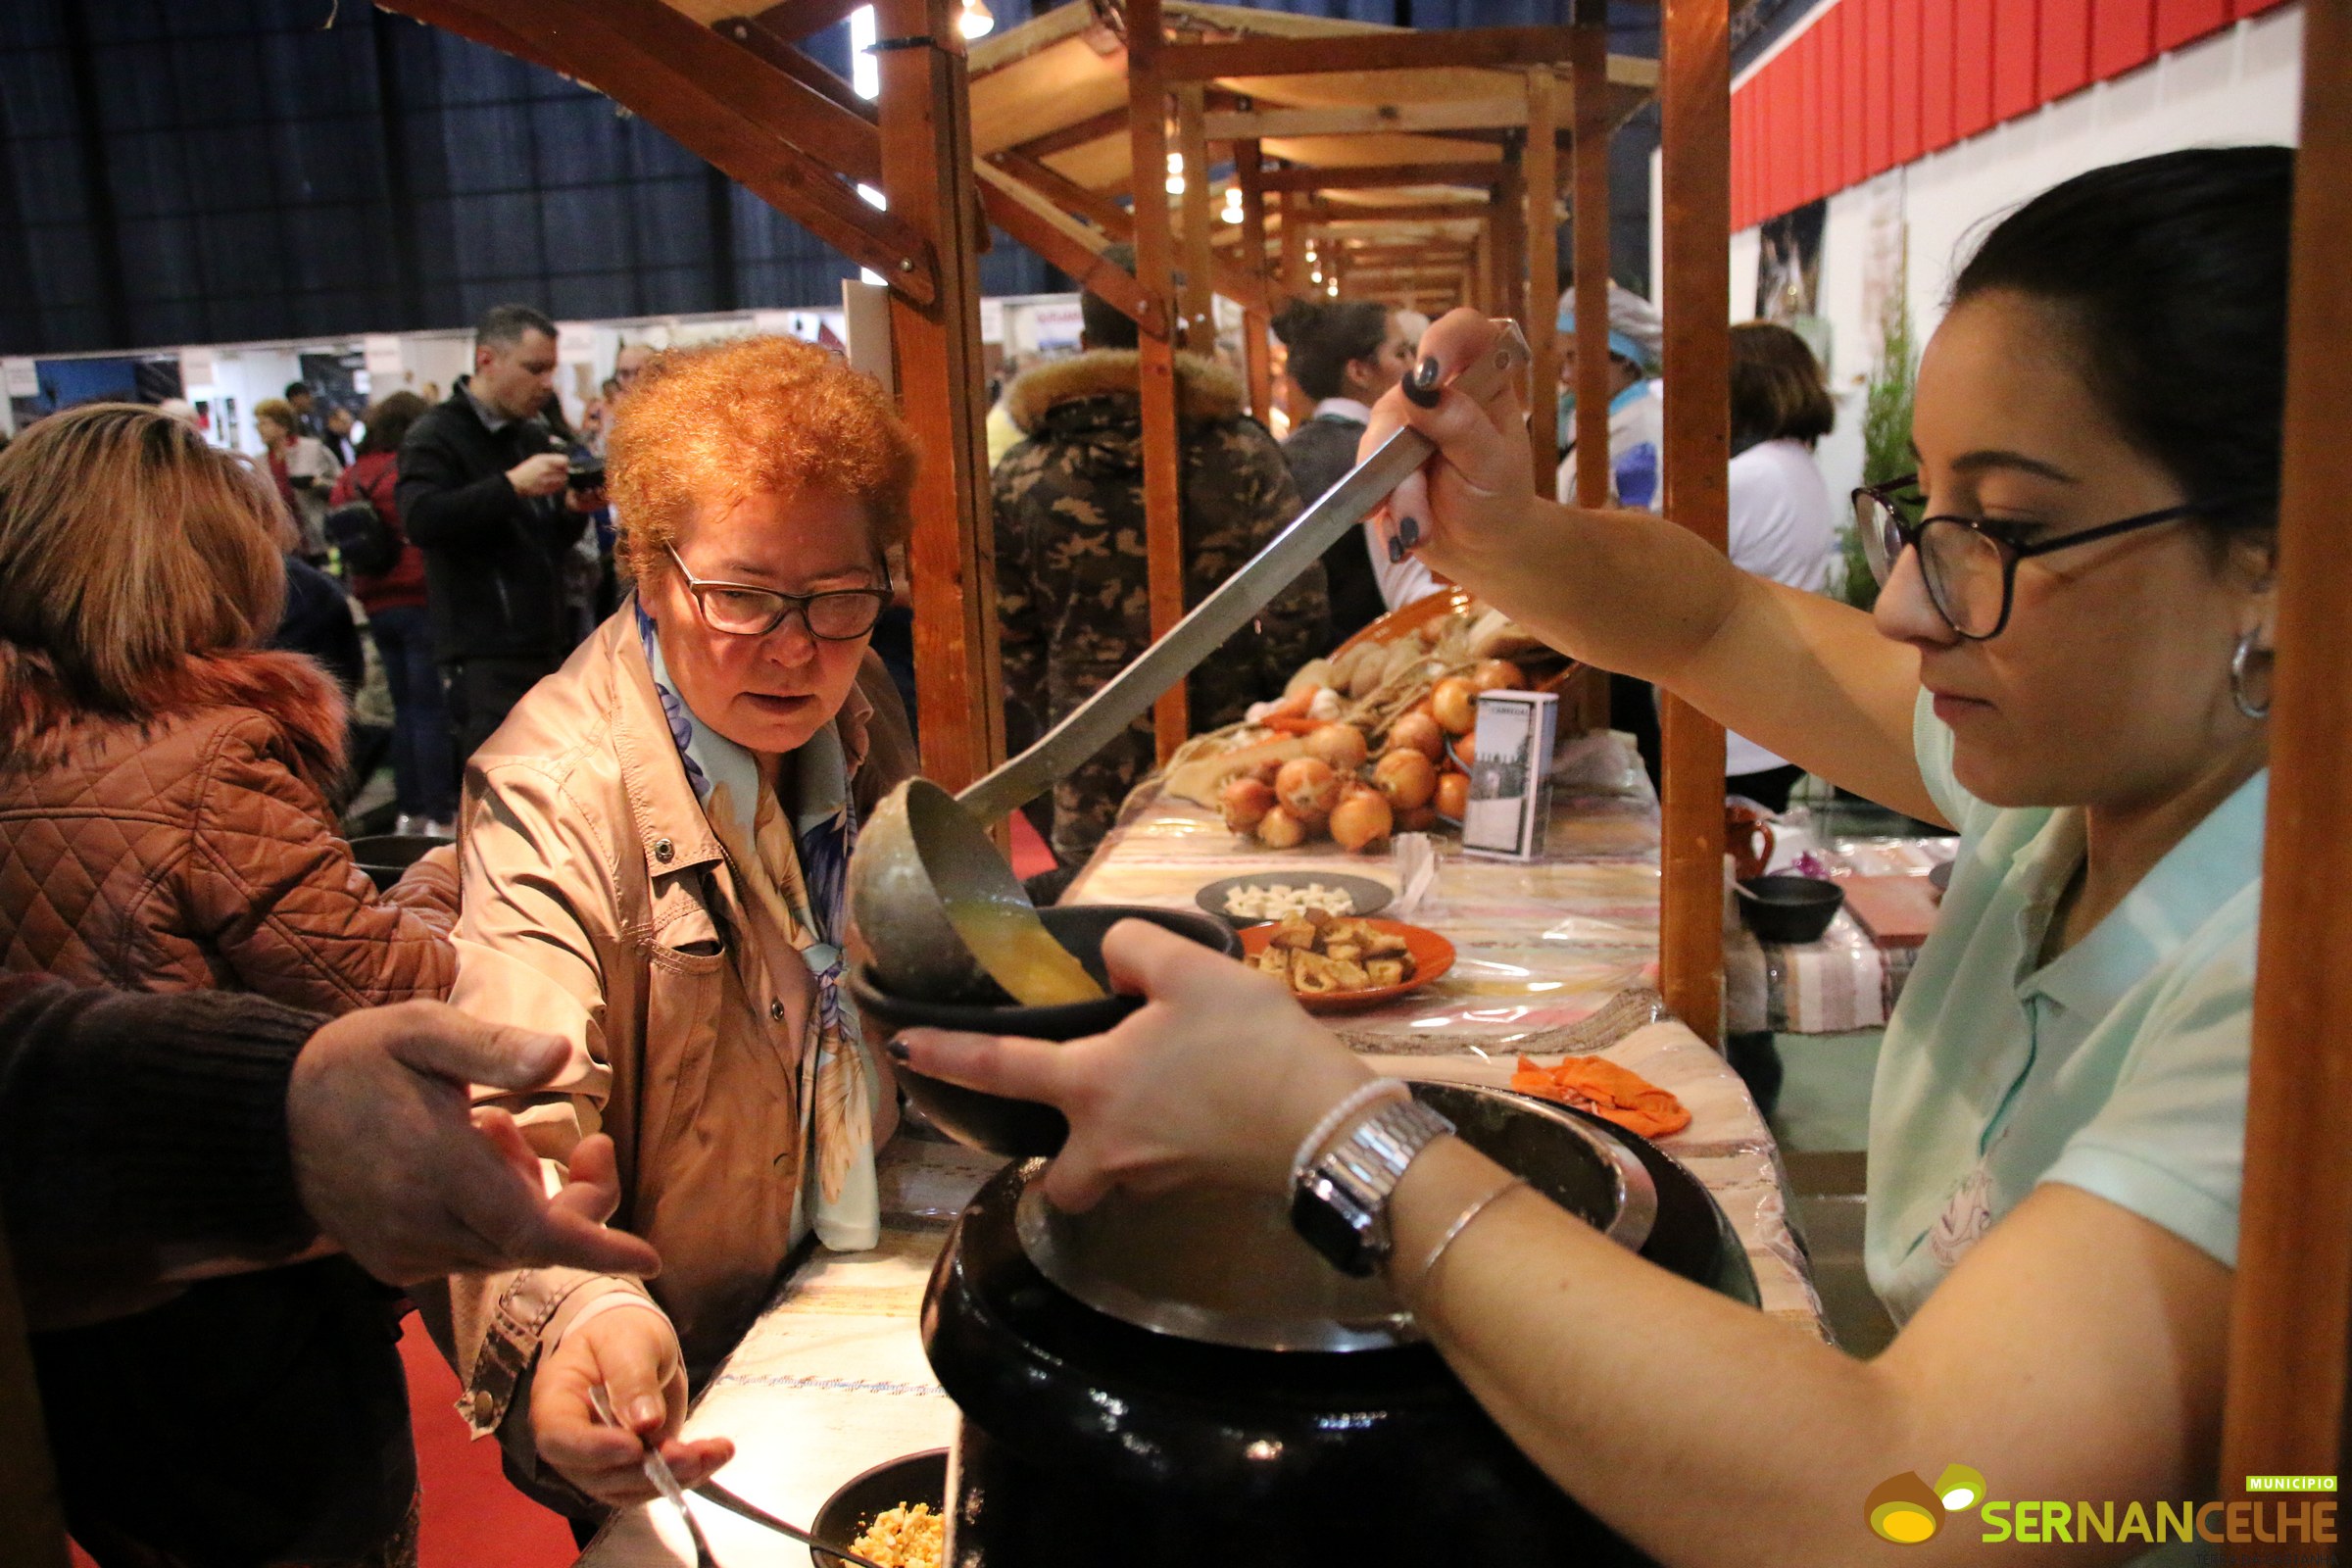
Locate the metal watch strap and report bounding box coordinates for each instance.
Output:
[1290,1096,1454,1276]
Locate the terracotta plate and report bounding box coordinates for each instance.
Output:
[1237,917,1457,1013]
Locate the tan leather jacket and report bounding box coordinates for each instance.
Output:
[427,606,913,1504]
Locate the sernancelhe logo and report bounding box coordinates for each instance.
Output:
[1865,1464,1985,1543]
[1865,1468,2340,1547]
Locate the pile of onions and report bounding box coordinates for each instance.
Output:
[1220,776,1276,834]
[1276,757,1342,816]
[1372,748,1436,809]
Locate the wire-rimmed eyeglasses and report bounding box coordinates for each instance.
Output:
[1850,473,2264,640]
[663,544,891,641]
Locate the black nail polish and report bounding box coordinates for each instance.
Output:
[1397,515,1422,550]
[884,1039,911,1064]
[1387,531,1405,564]
[1402,356,1442,408]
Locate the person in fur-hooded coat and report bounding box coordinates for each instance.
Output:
[0,404,457,1568]
[993,281,1330,866]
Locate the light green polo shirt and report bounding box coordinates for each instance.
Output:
[1865,692,2263,1325]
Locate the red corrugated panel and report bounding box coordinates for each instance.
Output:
[1768,49,1806,217]
[1840,0,1869,189]
[2090,0,2158,74]
[2040,0,2093,98]
[1991,0,2040,122]
[2230,0,2292,14]
[1808,13,1835,202]
[2154,0,2229,49]
[1923,0,1959,151]
[1864,0,1893,176]
[1730,86,1747,228]
[1800,24,1826,204]
[1954,0,1997,138]
[1891,0,1925,165]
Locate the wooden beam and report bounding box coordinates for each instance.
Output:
[1524,69,1561,491]
[382,0,936,302]
[1174,83,1218,351]
[716,14,875,122]
[1296,200,1497,225]
[1013,103,1132,162]
[1236,139,1275,425]
[1206,99,1539,140]
[972,161,1165,335]
[877,0,1002,793]
[2221,0,2352,1495]
[1493,158,1527,326]
[1128,0,1189,760]
[986,147,1133,237]
[1160,24,1585,81]
[747,0,866,42]
[1254,159,1504,193]
[1280,188,1308,292]
[1656,0,1730,1047]
[1570,15,1613,511]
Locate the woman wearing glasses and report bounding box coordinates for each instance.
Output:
[422,336,916,1523]
[895,147,2287,1558]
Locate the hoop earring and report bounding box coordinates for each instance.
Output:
[2230,628,2272,721]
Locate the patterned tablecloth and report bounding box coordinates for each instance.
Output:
[578,731,1829,1568]
[1726,827,1958,1037]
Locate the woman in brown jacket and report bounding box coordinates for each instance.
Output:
[430,335,917,1525]
[0,405,459,1567]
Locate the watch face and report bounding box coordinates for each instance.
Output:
[1291,1177,1380,1277]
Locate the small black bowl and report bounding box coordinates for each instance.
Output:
[850,904,1239,1157]
[347,832,452,893]
[1737,874,1844,944]
[808,1447,949,1568]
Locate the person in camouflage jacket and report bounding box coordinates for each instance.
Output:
[994,312,1329,867]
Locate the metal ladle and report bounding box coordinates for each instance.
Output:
[849,322,1534,1004]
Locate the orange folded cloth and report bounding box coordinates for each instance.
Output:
[1510,1054,1691,1140]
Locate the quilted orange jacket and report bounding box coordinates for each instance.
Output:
[0,639,457,1009]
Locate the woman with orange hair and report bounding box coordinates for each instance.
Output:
[0,404,459,1565]
[426,334,919,1524]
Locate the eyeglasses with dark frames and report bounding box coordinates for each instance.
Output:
[1850,473,2267,640]
[663,544,891,641]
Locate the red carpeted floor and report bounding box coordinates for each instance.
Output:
[68,813,1056,1568]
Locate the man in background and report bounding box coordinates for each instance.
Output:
[397,304,606,762]
[992,244,1328,872]
[284,380,324,441]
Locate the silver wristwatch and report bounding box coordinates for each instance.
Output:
[1290,1096,1455,1276]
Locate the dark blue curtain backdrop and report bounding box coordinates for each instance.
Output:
[0,0,1658,358]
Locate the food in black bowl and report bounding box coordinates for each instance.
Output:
[850,904,1239,1158]
[347,832,452,893]
[1737,874,1845,944]
[808,1447,949,1568]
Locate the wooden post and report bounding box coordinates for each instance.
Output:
[1523,68,1561,490]
[876,0,1002,792]
[1279,187,1306,292]
[1656,0,1731,1046]
[1126,0,1189,760]
[1571,14,1614,511]
[1174,83,1217,352]
[2220,0,2352,1498]
[1236,139,1275,425]
[1494,159,1528,329]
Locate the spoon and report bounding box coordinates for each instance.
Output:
[850,322,1535,1004]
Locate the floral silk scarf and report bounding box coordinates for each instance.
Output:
[637,601,880,1251]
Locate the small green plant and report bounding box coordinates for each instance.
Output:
[1844,264,1918,612]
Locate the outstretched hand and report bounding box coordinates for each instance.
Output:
[1360,309,1545,590]
[892,920,1372,1210]
[287,1001,662,1284]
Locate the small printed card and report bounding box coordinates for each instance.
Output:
[1460,691,1559,861]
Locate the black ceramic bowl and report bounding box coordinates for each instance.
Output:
[347,832,452,893]
[850,904,1240,1158]
[1738,874,1844,944]
[808,1447,949,1568]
